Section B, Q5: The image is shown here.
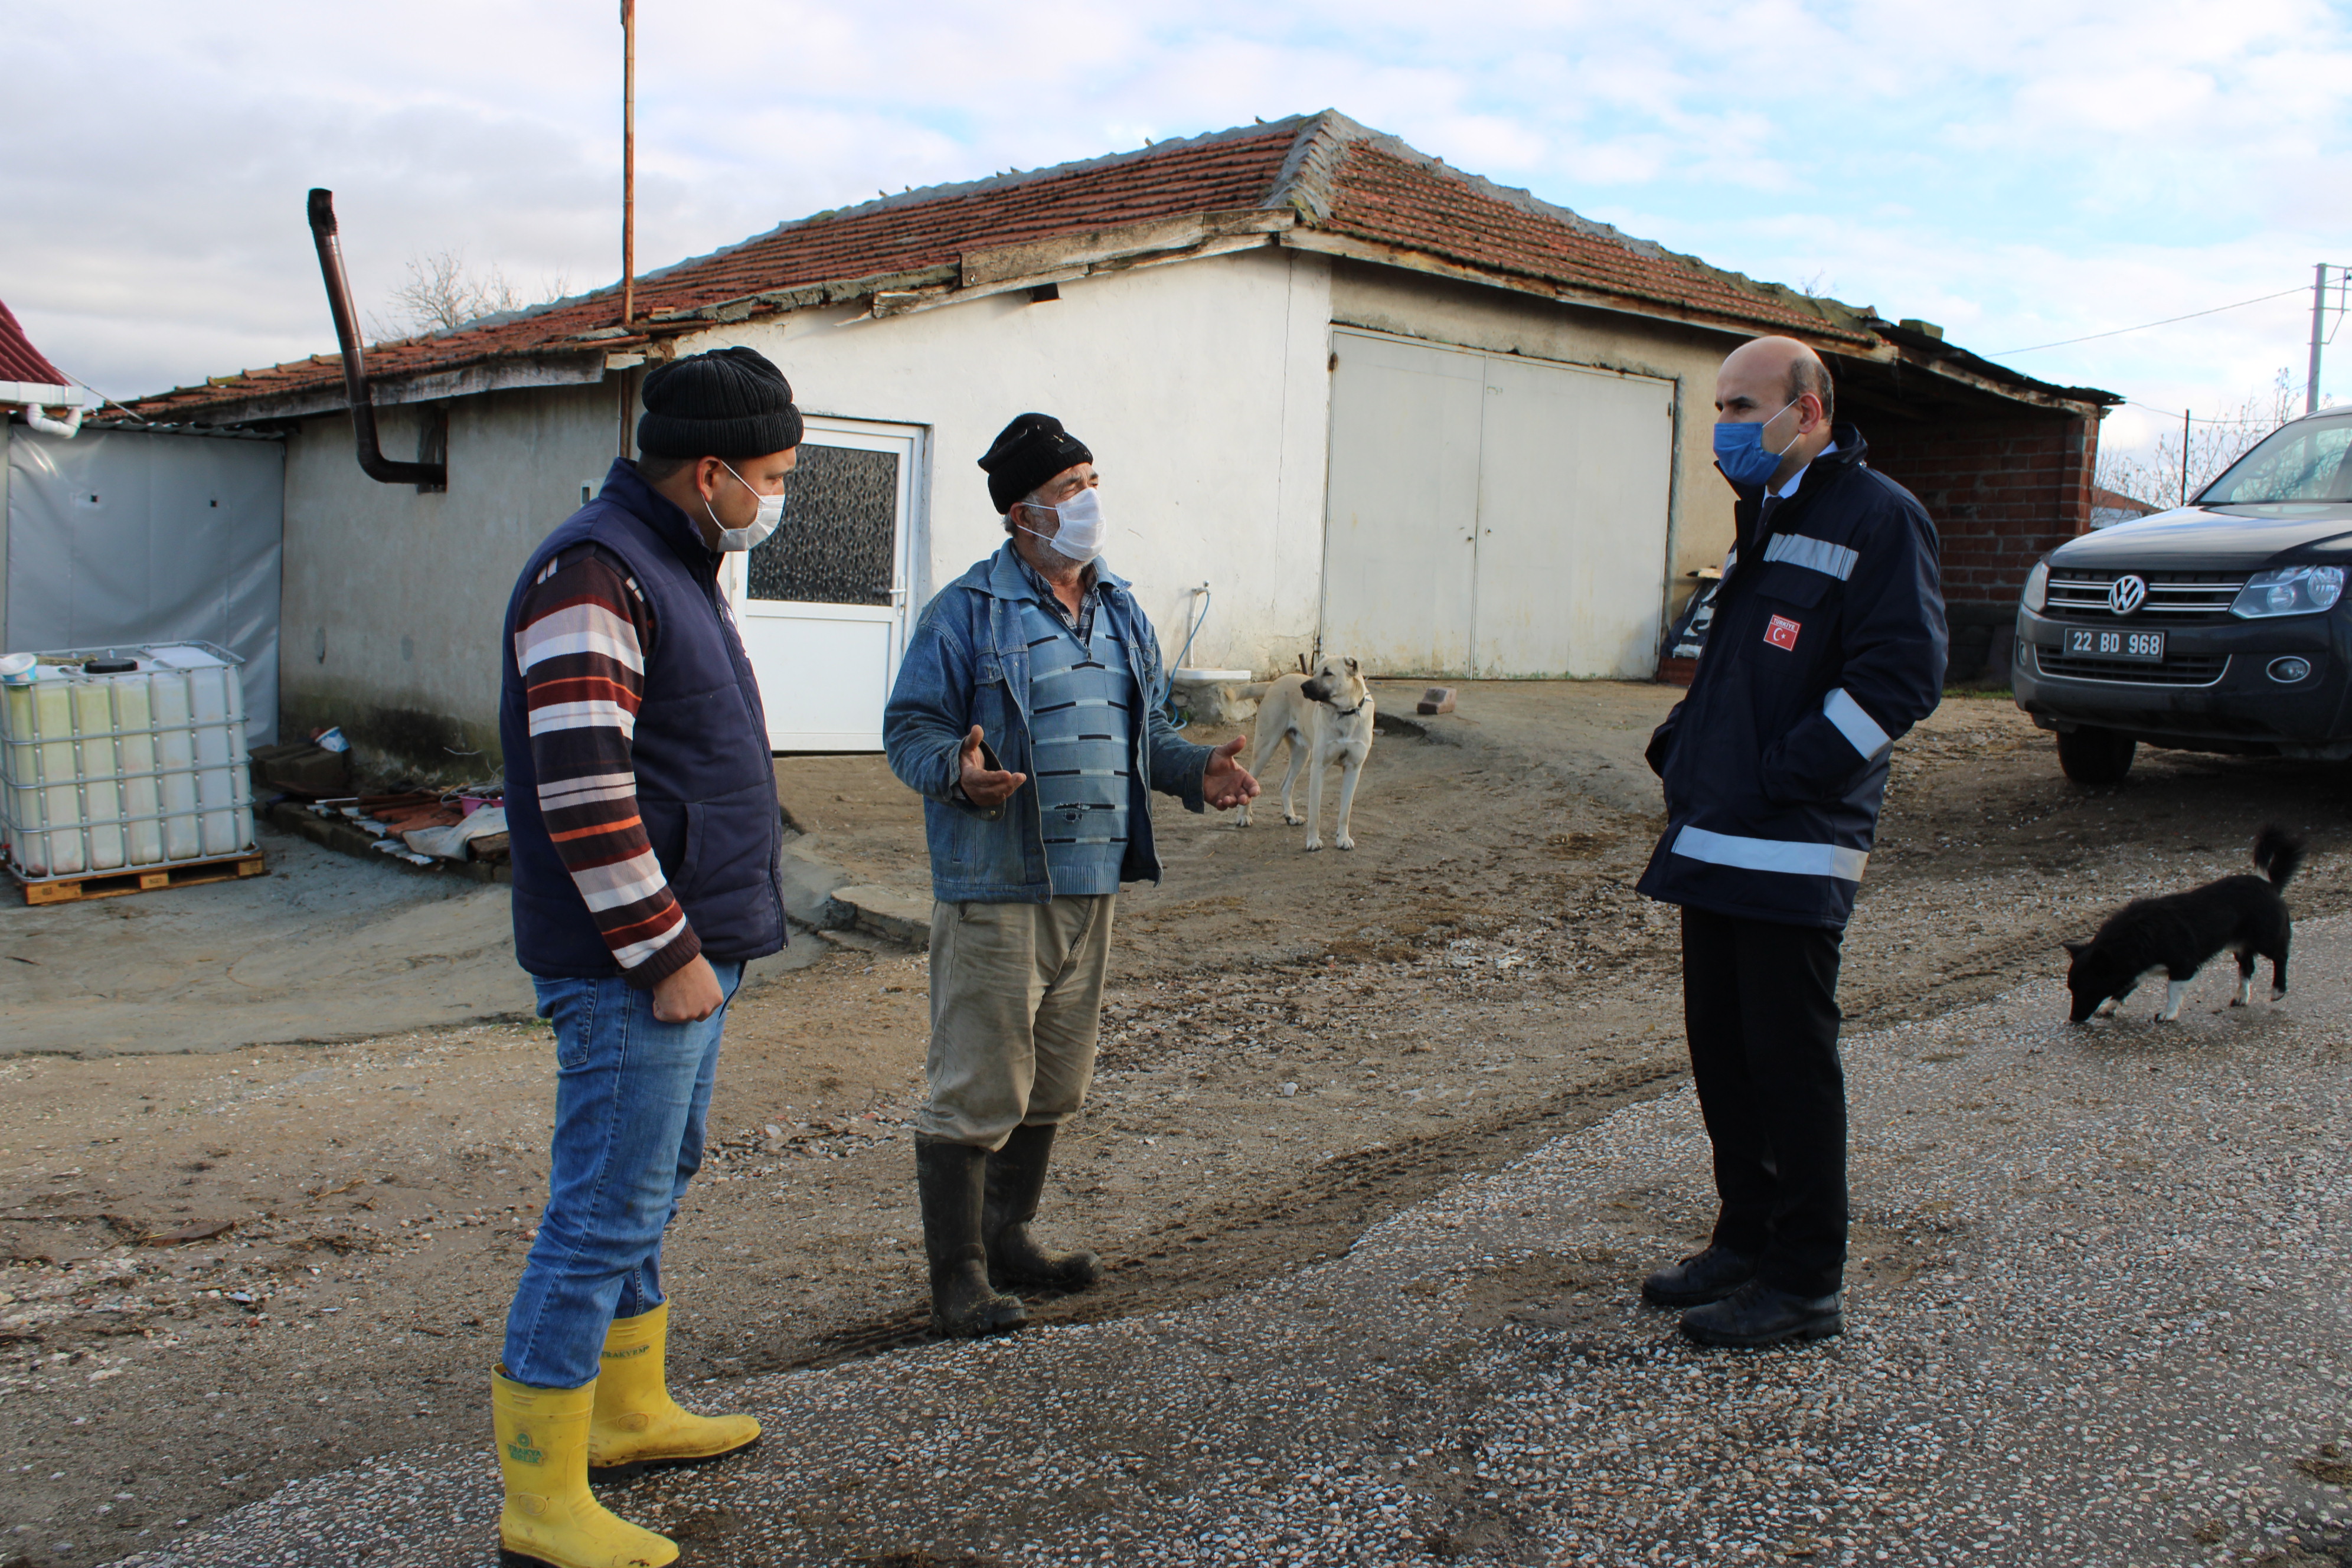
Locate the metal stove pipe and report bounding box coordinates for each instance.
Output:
[306,188,446,491]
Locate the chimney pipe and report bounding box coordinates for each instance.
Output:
[306,188,447,492]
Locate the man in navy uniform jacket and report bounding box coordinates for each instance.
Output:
[1636,334,1947,1347]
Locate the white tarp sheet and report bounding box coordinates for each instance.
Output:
[5,424,283,744]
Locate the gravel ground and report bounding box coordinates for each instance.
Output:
[82,910,2352,1568]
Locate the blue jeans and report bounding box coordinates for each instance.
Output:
[501,961,743,1390]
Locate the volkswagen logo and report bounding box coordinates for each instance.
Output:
[2108,574,2149,615]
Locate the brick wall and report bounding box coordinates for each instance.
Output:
[1867,410,2099,605]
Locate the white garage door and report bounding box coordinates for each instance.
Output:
[724,416,921,752]
[1321,329,1674,680]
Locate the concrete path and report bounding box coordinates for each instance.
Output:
[0,825,816,1057]
[97,916,2352,1567]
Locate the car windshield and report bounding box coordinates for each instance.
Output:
[2196,413,2352,505]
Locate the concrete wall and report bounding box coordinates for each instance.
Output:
[1326,260,1749,628]
[278,239,2098,769]
[277,247,1335,775]
[279,381,623,774]
[700,244,1334,678]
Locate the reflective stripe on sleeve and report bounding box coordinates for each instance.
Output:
[1671,825,1869,882]
[1762,533,1859,580]
[1823,687,1893,759]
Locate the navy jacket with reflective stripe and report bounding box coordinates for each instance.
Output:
[1636,426,1947,929]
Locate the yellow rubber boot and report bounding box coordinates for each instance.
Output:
[588,1301,761,1480]
[493,1368,677,1568]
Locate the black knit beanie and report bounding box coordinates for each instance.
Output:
[636,346,803,459]
[979,413,1092,515]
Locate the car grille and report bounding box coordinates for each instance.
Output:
[2043,569,2247,623]
[2033,648,2230,686]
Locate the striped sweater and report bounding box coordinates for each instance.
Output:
[511,543,700,985]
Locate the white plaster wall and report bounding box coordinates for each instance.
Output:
[276,248,1334,770]
[1327,260,1751,625]
[278,381,623,771]
[703,244,1334,680]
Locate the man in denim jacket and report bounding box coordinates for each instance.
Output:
[884,413,1259,1337]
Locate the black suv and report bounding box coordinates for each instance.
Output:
[2013,406,2351,782]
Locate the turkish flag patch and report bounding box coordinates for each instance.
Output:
[1764,615,1801,651]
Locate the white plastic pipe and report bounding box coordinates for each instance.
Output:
[20,404,83,437]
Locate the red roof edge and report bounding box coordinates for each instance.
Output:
[0,297,73,395]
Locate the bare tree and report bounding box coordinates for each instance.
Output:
[367,249,528,342]
[2096,370,2297,509]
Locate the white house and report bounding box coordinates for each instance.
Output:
[117,111,2109,774]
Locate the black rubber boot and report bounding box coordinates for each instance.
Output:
[983,1123,1102,1292]
[1679,1279,1842,1348]
[1640,1245,1758,1308]
[915,1137,1027,1338]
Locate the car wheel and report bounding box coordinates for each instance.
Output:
[2057,726,2137,785]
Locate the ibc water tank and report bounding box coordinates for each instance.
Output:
[0,643,253,883]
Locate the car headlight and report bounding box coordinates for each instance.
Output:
[2229,564,2346,618]
[2020,559,2050,613]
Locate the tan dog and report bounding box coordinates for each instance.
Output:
[1236,656,1376,850]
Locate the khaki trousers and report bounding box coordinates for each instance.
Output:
[918,894,1115,1149]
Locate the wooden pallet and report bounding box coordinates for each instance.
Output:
[13,850,267,906]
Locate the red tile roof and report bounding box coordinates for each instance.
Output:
[114,112,1964,424]
[0,297,72,396]
[1315,140,1855,340]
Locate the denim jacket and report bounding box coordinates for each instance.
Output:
[884,543,1213,903]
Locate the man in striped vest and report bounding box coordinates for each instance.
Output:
[884,413,1260,1338]
[490,347,797,1568]
[1635,336,1946,1349]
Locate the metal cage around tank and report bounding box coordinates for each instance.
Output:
[0,642,255,885]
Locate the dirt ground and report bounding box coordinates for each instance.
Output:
[5,682,2350,1566]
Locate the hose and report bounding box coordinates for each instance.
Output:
[1159,586,1211,730]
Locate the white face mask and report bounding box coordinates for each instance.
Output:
[707,459,786,551]
[1018,485,1106,564]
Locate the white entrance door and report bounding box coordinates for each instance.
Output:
[1472,352,1675,678]
[1319,331,1485,676]
[1321,329,1675,680]
[724,417,922,751]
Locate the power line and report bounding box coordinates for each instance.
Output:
[1994,286,2311,356]
[2122,397,2302,426]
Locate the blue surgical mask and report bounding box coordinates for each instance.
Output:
[1713,397,1801,489]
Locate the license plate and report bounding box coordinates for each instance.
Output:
[2066,627,2165,662]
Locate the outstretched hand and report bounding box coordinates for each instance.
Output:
[1201,735,1260,811]
[958,724,1027,808]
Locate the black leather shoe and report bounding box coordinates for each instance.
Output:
[1640,1246,1756,1308]
[1678,1279,1841,1348]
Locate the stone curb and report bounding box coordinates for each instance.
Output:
[830,883,929,947]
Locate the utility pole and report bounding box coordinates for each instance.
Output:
[2310,264,2328,417]
[620,0,639,331]
[2181,407,2190,506]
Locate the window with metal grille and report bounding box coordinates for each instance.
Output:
[746,445,899,606]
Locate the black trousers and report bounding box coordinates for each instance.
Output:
[1680,907,1847,1298]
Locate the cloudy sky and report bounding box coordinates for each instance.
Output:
[10,0,2347,464]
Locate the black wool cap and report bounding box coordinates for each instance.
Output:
[979,413,1092,515]
[636,346,803,459]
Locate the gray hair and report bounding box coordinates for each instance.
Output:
[1788,357,1834,423]
[1003,485,1052,535]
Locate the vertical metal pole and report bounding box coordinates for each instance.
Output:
[2311,263,2328,417]
[621,0,636,329]
[2181,407,2190,506]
